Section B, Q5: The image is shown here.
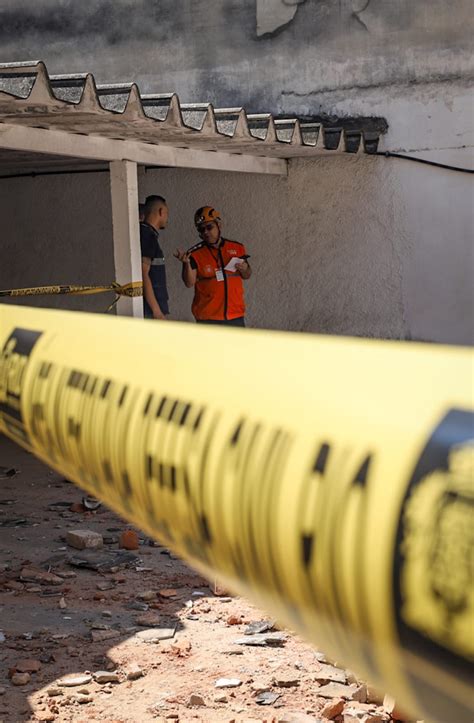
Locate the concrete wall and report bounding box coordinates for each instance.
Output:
[1,156,472,343]
[1,1,473,154]
[0,172,115,313]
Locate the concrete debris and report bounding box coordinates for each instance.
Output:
[126,662,144,680]
[320,697,345,719]
[137,590,156,601]
[66,529,103,550]
[158,588,178,598]
[135,612,161,627]
[215,678,242,688]
[76,693,94,704]
[250,679,273,693]
[47,687,63,697]
[318,683,363,700]
[94,670,120,684]
[35,712,56,721]
[255,691,281,705]
[188,693,206,706]
[214,694,228,703]
[90,629,121,643]
[343,707,388,723]
[119,529,139,550]
[59,597,67,609]
[0,686,6,695]
[59,674,93,687]
[245,619,275,635]
[14,658,41,673]
[274,672,300,687]
[135,623,177,642]
[314,663,347,684]
[11,672,31,685]
[20,567,63,585]
[234,632,287,646]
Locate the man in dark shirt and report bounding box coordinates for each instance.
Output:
[140,195,169,320]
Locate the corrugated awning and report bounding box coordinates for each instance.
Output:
[0,60,387,167]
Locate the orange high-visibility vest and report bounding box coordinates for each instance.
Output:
[189,239,249,321]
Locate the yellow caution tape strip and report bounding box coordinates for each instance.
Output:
[0,281,143,298]
[0,305,472,723]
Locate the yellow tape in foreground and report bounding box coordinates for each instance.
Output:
[0,282,143,298]
[0,305,472,722]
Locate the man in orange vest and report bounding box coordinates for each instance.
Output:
[174,206,252,326]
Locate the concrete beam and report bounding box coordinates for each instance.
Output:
[0,122,287,176]
[109,160,143,318]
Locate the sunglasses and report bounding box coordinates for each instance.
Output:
[198,223,217,233]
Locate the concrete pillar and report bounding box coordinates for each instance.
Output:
[109,160,143,317]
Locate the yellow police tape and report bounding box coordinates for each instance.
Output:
[0,305,472,722]
[0,281,143,312]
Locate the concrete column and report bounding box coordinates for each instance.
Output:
[109,160,143,317]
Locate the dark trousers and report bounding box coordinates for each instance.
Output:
[196,317,246,327]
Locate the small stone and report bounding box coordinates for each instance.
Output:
[320,698,345,719]
[313,663,347,684]
[15,658,41,673]
[119,529,139,550]
[255,691,281,706]
[96,581,115,592]
[76,693,93,704]
[170,639,192,656]
[343,706,386,723]
[215,678,242,689]
[214,694,228,703]
[20,567,63,585]
[126,663,144,681]
[226,615,241,626]
[59,597,67,609]
[351,684,367,703]
[0,686,6,695]
[11,672,31,685]
[188,693,206,707]
[158,588,177,598]
[137,591,156,601]
[274,672,300,688]
[35,712,56,722]
[135,612,161,627]
[366,685,385,705]
[251,679,273,693]
[90,629,120,643]
[47,687,63,697]
[234,632,287,647]
[66,529,103,550]
[94,671,120,684]
[59,674,93,687]
[319,683,359,700]
[102,610,113,618]
[5,580,25,591]
[70,502,86,514]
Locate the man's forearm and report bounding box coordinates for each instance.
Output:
[143,273,163,317]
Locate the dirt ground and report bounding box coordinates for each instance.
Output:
[0,437,411,723]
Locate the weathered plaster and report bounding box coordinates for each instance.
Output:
[256,0,307,37]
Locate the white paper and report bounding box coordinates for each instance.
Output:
[224,257,243,272]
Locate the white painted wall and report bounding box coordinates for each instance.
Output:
[1,155,472,344]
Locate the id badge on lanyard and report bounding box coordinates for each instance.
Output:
[215,268,224,282]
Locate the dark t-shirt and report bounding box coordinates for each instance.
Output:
[140,222,169,316]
